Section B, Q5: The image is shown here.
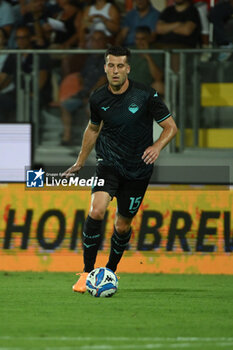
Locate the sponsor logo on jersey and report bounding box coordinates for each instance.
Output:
[128,103,139,114]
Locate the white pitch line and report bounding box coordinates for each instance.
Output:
[218,344,233,348]
[1,343,233,350]
[0,337,233,342]
[47,344,233,350]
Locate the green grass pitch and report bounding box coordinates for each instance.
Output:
[0,272,233,350]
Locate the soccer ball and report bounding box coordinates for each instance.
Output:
[86,267,118,297]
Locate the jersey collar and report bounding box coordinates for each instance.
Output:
[106,79,133,97]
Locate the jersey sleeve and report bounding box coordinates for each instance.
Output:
[89,94,102,125]
[148,88,171,123]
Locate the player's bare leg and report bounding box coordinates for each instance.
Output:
[73,191,111,293]
[106,213,133,272]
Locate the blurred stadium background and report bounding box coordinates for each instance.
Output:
[0,46,232,272]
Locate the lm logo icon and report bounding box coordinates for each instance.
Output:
[26,168,45,187]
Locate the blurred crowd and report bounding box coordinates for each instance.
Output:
[0,0,233,142]
[0,0,232,52]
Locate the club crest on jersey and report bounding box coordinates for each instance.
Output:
[128,103,139,114]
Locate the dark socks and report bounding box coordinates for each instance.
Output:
[83,215,102,272]
[106,226,132,272]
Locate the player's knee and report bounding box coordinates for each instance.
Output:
[115,220,131,235]
[89,207,105,221]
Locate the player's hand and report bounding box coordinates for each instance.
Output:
[142,145,161,165]
[62,163,82,178]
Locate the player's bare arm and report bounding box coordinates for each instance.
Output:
[62,122,101,177]
[142,116,177,165]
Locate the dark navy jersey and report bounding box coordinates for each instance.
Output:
[90,79,171,180]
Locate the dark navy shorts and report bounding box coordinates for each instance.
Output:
[92,164,150,218]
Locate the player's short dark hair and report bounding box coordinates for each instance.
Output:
[104,46,131,64]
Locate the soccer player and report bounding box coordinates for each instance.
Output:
[63,46,177,293]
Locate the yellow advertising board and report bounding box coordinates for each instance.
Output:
[0,184,232,274]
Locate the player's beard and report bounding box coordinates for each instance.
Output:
[109,75,127,91]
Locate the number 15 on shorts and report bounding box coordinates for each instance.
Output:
[129,196,142,214]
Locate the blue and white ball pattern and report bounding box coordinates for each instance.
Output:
[86,267,118,297]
